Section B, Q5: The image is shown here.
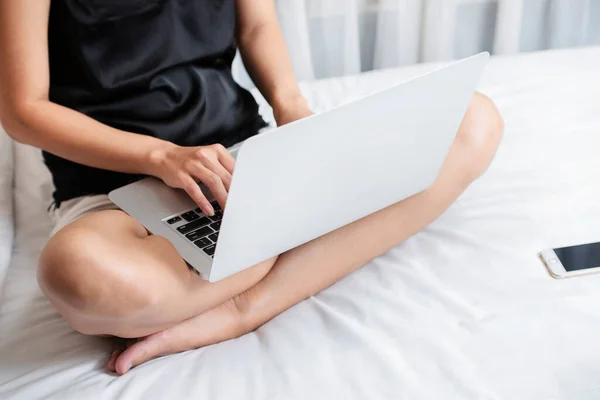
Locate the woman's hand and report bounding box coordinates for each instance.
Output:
[146,143,235,216]
[273,95,314,126]
[274,105,314,126]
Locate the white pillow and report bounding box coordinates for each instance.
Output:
[0,125,14,291]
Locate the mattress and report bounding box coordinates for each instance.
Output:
[1,47,600,400]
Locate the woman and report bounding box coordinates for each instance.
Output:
[0,0,503,375]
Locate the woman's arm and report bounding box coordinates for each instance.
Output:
[0,0,233,214]
[236,0,313,126]
[0,1,169,175]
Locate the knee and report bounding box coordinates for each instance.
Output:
[38,227,155,334]
[454,92,504,182]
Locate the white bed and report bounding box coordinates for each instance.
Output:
[1,47,600,400]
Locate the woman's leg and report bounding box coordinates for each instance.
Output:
[39,209,278,339]
[111,92,504,374]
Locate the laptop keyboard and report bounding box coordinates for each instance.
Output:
[164,201,222,258]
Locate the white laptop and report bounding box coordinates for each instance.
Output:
[109,52,489,282]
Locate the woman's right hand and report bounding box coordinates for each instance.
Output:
[146,143,235,216]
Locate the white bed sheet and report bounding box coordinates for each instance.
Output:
[1,47,600,400]
[0,124,14,294]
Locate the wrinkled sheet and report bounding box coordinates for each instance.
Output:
[1,47,600,400]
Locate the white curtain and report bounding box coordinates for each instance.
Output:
[233,0,600,86]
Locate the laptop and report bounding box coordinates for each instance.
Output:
[109,52,489,282]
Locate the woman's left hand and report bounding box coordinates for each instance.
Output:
[273,96,314,126]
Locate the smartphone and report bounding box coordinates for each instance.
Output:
[540,241,600,279]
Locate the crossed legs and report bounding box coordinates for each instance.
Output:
[38,93,503,374]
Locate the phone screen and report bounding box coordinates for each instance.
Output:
[554,242,600,272]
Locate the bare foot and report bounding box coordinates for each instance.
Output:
[107,338,138,373]
[110,298,250,375]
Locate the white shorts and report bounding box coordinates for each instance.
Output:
[49,193,201,273]
[49,194,119,237]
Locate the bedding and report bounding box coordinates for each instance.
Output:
[1,47,600,400]
[0,124,13,293]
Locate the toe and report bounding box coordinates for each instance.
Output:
[114,333,168,375]
[107,349,121,372]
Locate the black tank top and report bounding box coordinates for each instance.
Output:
[46,0,267,206]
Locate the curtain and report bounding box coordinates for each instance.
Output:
[233,0,600,86]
